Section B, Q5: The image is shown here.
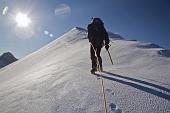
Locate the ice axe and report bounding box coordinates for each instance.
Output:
[106,45,113,65]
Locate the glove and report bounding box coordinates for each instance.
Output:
[105,44,110,50]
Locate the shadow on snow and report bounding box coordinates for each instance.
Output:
[96,71,170,101]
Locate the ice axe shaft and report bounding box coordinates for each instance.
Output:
[107,50,113,65]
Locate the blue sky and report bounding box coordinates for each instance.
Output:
[0,0,170,58]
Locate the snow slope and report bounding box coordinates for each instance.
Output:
[0,27,170,113]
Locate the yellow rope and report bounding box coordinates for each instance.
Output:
[90,43,108,113]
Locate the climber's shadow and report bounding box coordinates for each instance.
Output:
[101,71,170,101]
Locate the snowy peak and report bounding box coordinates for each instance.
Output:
[68,27,87,34]
[107,32,124,40]
[70,27,124,40]
[59,27,170,58]
[1,52,14,58]
[158,50,170,57]
[62,27,87,41]
[74,27,87,32]
[136,42,162,49]
[134,42,170,57]
[0,52,18,69]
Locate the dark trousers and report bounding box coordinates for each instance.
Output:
[90,45,102,69]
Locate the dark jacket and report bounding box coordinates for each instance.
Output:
[88,23,109,47]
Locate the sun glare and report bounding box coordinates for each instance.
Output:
[15,12,31,27]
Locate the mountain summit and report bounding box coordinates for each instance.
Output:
[0,27,169,113]
[0,52,18,69]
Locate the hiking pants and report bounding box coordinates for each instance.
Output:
[90,45,102,69]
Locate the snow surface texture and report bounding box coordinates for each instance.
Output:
[0,27,170,113]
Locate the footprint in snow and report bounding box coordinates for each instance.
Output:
[109,103,116,111]
[115,108,123,113]
[106,89,114,95]
[109,103,123,113]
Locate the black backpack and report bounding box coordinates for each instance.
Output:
[88,18,105,47]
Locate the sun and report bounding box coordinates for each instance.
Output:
[15,12,31,27]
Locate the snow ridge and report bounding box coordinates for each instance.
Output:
[0,27,170,113]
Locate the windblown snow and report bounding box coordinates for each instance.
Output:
[0,27,170,113]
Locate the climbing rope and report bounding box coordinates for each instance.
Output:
[90,43,108,113]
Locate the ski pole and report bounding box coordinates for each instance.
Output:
[107,49,113,65]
